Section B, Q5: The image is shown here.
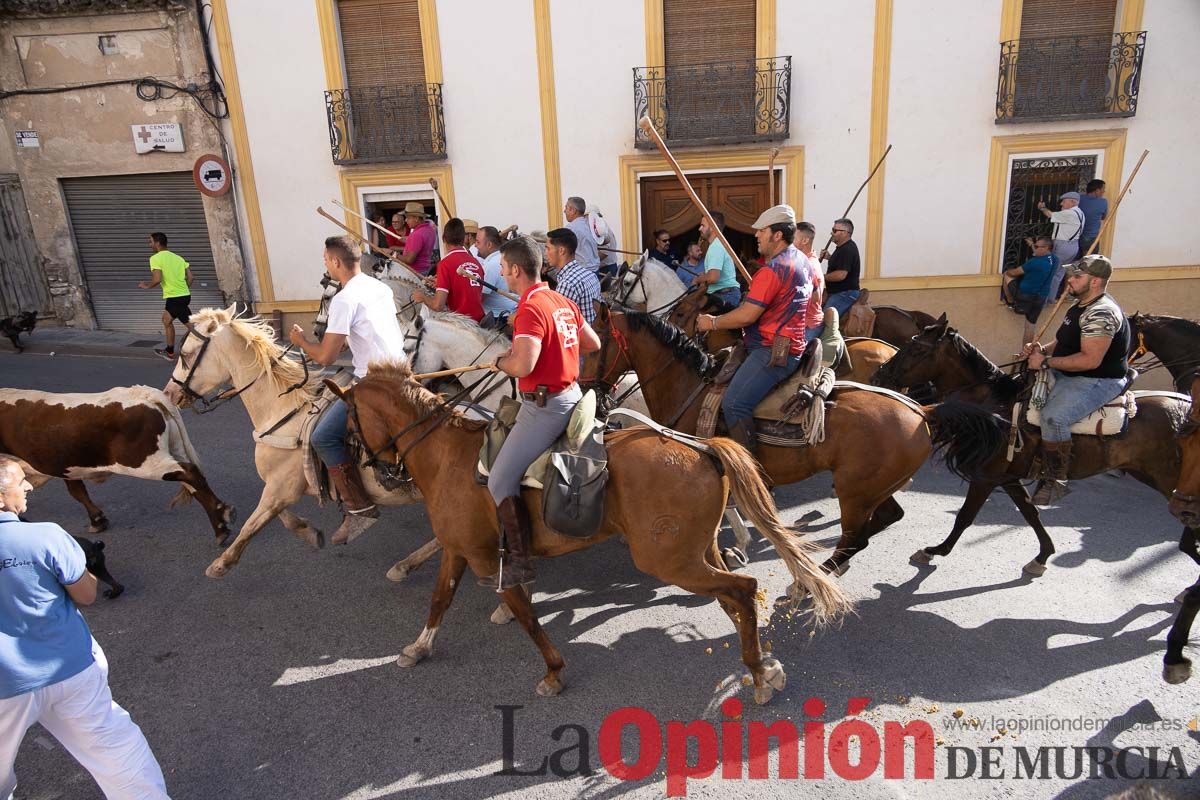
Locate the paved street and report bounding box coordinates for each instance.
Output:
[4,351,1198,799]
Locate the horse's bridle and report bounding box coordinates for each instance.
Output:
[172,329,309,414]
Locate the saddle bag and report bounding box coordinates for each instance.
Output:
[541,423,608,539]
[842,288,876,338]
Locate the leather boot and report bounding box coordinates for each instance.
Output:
[479,496,537,591]
[328,463,379,545]
[1032,439,1072,506]
[729,418,758,455]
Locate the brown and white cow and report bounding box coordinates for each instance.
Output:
[0,385,235,540]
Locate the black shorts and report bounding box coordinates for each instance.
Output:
[1015,293,1045,325]
[164,295,192,323]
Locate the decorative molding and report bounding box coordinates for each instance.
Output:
[999,0,1024,41]
[867,265,1199,293]
[644,0,664,66]
[337,164,456,232]
[617,146,804,253]
[315,0,442,89]
[533,0,562,231]
[210,0,274,302]
[417,0,443,85]
[979,129,1127,276]
[255,300,321,313]
[755,0,776,61]
[1117,0,1145,33]
[864,0,893,280]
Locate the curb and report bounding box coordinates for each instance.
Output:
[11,338,166,362]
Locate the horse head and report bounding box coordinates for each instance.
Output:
[871,312,954,390]
[585,302,633,392]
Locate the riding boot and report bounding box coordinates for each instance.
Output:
[479,496,537,591]
[728,418,758,455]
[328,463,380,545]
[1032,439,1072,506]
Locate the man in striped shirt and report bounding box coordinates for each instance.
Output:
[545,228,602,324]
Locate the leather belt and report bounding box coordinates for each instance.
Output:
[520,383,577,403]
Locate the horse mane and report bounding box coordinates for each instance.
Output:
[947,331,1021,394]
[623,310,715,376]
[425,310,506,343]
[1133,313,1200,336]
[191,307,317,406]
[362,360,486,431]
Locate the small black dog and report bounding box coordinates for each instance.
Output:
[71,536,124,599]
[1,310,38,352]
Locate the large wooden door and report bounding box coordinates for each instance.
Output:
[0,174,52,318]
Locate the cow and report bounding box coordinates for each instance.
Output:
[0,386,235,541]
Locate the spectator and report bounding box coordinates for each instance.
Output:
[462,219,480,259]
[563,196,600,272]
[412,218,485,321]
[794,221,825,343]
[1076,179,1108,258]
[1004,235,1060,346]
[477,225,517,318]
[546,227,602,324]
[0,456,171,799]
[587,203,621,279]
[138,232,193,361]
[820,218,861,318]
[649,228,681,272]
[677,241,705,285]
[385,211,407,251]
[396,202,437,275]
[1037,191,1085,268]
[698,212,741,310]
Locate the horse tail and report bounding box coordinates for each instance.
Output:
[924,400,1008,482]
[706,437,853,625]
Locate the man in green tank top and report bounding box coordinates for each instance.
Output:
[138,231,193,359]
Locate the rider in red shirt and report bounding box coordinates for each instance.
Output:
[482,235,601,591]
[411,218,485,321]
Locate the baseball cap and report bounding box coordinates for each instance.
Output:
[752,204,797,229]
[1060,191,1081,202]
[1069,254,1112,279]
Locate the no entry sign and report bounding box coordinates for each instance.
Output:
[193,154,232,197]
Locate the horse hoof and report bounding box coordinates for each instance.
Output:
[754,684,776,705]
[536,676,564,697]
[306,528,325,550]
[205,561,229,580]
[722,547,749,569]
[1022,559,1048,577]
[910,549,933,565]
[831,561,851,578]
[1162,660,1191,685]
[490,603,516,625]
[396,646,429,668]
[105,585,124,600]
[762,657,787,692]
[386,562,413,583]
[88,518,109,535]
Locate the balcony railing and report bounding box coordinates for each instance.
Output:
[325,84,447,165]
[996,31,1146,123]
[634,56,791,148]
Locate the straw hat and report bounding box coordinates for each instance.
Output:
[403,201,428,218]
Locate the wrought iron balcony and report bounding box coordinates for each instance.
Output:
[996,31,1146,123]
[634,56,791,148]
[324,84,447,165]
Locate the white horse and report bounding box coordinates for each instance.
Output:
[613,253,689,316]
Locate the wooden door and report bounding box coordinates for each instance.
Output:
[0,174,51,318]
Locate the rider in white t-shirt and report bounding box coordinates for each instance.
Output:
[289,235,406,545]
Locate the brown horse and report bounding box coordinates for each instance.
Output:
[590,305,932,574]
[870,306,940,349]
[874,319,1200,581]
[1128,313,1200,392]
[330,362,850,703]
[1165,375,1200,684]
[660,285,898,383]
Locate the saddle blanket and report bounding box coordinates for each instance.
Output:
[753,375,924,422]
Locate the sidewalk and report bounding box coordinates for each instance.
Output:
[10,327,167,360]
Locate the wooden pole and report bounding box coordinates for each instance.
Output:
[315,206,427,283]
[456,266,519,302]
[767,146,780,208]
[428,177,456,219]
[819,143,893,256]
[412,362,495,381]
[332,198,398,242]
[1030,148,1149,344]
[600,246,645,256]
[637,116,753,285]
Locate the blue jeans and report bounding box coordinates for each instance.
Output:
[1039,370,1127,442]
[723,346,803,429]
[804,324,823,343]
[313,398,351,466]
[824,290,860,319]
[709,286,742,311]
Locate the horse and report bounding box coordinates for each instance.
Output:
[163,306,438,579]
[590,305,932,574]
[610,253,688,315]
[0,386,235,540]
[1165,375,1200,684]
[330,361,851,703]
[1129,313,1200,392]
[873,317,1200,579]
[871,305,941,349]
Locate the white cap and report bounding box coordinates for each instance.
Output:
[752,204,796,229]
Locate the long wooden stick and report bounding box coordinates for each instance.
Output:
[429,177,456,219]
[820,143,893,256]
[1031,148,1149,343]
[316,207,427,283]
[332,198,398,242]
[412,362,495,381]
[767,146,780,208]
[637,116,753,285]
[600,246,644,256]
[457,266,519,302]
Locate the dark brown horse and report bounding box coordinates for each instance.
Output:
[330,362,850,703]
[871,306,941,348]
[874,319,1200,581]
[1129,313,1200,392]
[1165,376,1200,684]
[590,305,932,574]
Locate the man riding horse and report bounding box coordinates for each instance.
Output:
[695,204,814,454]
[1023,255,1131,505]
[289,235,407,544]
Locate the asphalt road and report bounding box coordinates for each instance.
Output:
[3,351,1198,800]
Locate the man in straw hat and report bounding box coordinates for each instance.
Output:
[394,201,437,275]
[462,218,480,259]
[695,204,814,453]
[1022,254,1130,505]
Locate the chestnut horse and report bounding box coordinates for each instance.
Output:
[1165,375,1200,684]
[590,305,932,574]
[874,319,1199,581]
[330,362,850,703]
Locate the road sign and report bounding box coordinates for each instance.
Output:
[132,123,185,154]
[193,154,231,197]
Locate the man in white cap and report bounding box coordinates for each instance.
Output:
[695,204,813,453]
[1038,191,1085,266]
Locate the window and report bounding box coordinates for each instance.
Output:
[1002,156,1096,271]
